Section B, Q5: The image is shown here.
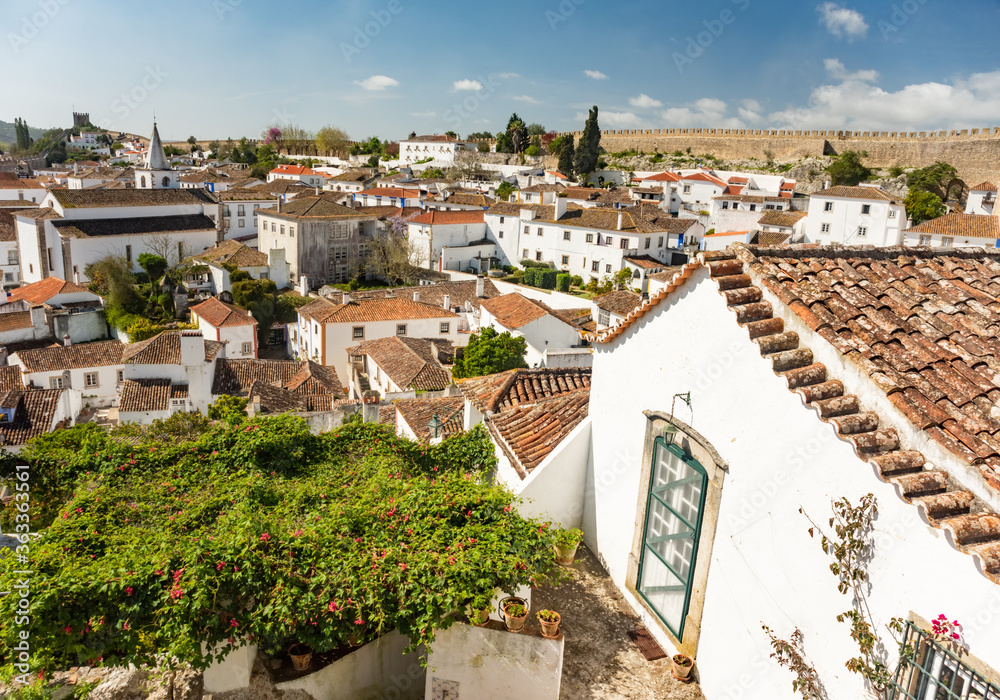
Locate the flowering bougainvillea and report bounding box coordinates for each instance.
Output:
[0,416,562,672]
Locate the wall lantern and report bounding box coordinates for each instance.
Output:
[664,392,692,446]
[428,413,443,440]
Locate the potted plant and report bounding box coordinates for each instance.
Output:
[672,653,694,682]
[537,609,561,638]
[467,593,492,627]
[499,595,528,633]
[288,642,312,671]
[552,527,584,565]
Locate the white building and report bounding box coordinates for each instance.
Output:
[710,193,793,233]
[591,290,641,331]
[215,188,278,243]
[804,185,906,246]
[0,211,23,287]
[406,210,490,272]
[353,187,424,209]
[67,167,133,190]
[291,295,461,369]
[188,240,287,296]
[399,135,474,166]
[134,122,179,190]
[15,188,220,284]
[347,336,453,400]
[268,165,328,187]
[572,249,1000,699]
[479,293,587,367]
[965,182,997,216]
[0,173,46,205]
[9,339,124,407]
[189,297,259,359]
[7,276,107,344]
[902,213,1000,249]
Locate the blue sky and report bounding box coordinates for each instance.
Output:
[2,0,999,142]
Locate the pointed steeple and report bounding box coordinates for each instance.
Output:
[145,121,170,171]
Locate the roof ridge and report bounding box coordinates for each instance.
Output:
[708,249,1000,584]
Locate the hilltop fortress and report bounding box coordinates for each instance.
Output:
[561,127,1000,186]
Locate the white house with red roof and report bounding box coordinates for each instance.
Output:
[675,170,727,209]
[0,173,46,206]
[699,229,753,251]
[405,210,490,272]
[479,293,588,368]
[5,277,107,344]
[267,164,328,187]
[804,184,907,246]
[965,182,997,216]
[189,297,259,359]
[353,187,424,208]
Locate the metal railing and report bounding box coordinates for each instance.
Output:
[888,622,1000,699]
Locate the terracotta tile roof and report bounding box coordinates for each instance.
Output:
[621,203,699,234]
[356,205,423,220]
[193,240,268,268]
[245,379,338,413]
[624,255,669,270]
[7,277,94,305]
[265,195,377,221]
[298,296,458,324]
[487,387,590,478]
[248,180,313,195]
[444,193,496,207]
[594,290,642,316]
[14,207,60,221]
[321,279,500,311]
[0,174,45,189]
[330,169,377,182]
[121,331,217,365]
[812,185,898,202]
[270,164,325,177]
[0,210,32,242]
[214,187,274,202]
[407,210,485,226]
[49,189,214,208]
[190,297,258,328]
[545,171,568,179]
[561,187,603,201]
[406,134,460,143]
[728,176,749,184]
[757,210,807,228]
[648,266,687,283]
[378,403,397,427]
[13,339,124,372]
[970,182,997,192]
[350,336,452,391]
[0,366,24,392]
[905,213,1000,240]
[752,231,792,246]
[458,367,592,413]
[521,183,567,194]
[212,358,342,397]
[357,187,421,199]
[780,181,796,190]
[637,172,681,182]
[681,172,726,187]
[487,201,671,234]
[52,214,216,238]
[394,396,465,441]
[0,311,35,333]
[551,307,594,331]
[118,378,173,412]
[0,389,65,445]
[480,293,560,330]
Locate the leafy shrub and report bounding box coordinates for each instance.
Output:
[538,269,557,290]
[570,275,583,288]
[556,273,571,292]
[523,267,539,287]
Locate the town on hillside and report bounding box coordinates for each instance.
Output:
[2,4,1000,697]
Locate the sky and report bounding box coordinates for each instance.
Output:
[2,0,1000,143]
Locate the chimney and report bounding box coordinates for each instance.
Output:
[276,197,282,213]
[73,162,78,175]
[617,211,623,231]
[476,275,485,298]
[442,294,451,311]
[554,195,567,220]
[73,270,81,285]
[315,187,320,195]
[412,290,420,302]
[343,292,351,304]
[298,275,308,295]
[63,334,72,347]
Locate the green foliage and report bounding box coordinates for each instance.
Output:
[551,527,582,549]
[906,161,958,198]
[85,256,144,315]
[761,626,824,699]
[0,419,560,671]
[556,273,571,293]
[207,395,248,424]
[558,136,575,178]
[574,106,601,176]
[825,150,871,187]
[537,269,557,290]
[569,275,583,288]
[904,190,946,225]
[228,269,252,284]
[421,168,445,179]
[524,145,540,157]
[156,293,174,316]
[888,165,906,178]
[136,253,168,282]
[452,327,528,379]
[496,181,515,201]
[522,267,539,287]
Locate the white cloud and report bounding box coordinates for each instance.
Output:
[512,95,541,104]
[453,79,483,91]
[661,98,746,128]
[769,61,1000,131]
[737,98,763,123]
[354,75,398,91]
[576,110,642,127]
[629,93,663,109]
[410,111,436,118]
[584,70,608,80]
[817,3,868,41]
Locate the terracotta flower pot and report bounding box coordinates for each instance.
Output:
[553,541,579,566]
[538,612,561,639]
[672,654,694,682]
[469,607,490,627]
[499,596,529,633]
[288,643,312,671]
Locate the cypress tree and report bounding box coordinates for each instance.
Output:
[574,106,601,177]
[558,137,575,178]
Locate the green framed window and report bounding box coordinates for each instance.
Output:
[637,438,708,639]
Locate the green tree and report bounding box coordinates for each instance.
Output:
[495,130,514,154]
[524,145,540,157]
[824,150,871,187]
[207,395,248,423]
[85,255,144,315]
[46,140,67,164]
[496,181,516,201]
[558,136,575,178]
[526,123,546,136]
[136,253,168,282]
[232,278,280,344]
[906,161,958,199]
[904,190,946,225]
[574,106,601,177]
[506,113,528,154]
[452,327,529,379]
[207,140,221,156]
[315,125,350,157]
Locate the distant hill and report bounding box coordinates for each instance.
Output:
[0,119,51,148]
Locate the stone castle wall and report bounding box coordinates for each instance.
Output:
[560,127,1000,185]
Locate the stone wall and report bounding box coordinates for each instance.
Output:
[560,127,1000,185]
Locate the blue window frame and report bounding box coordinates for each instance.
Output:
[636,438,708,639]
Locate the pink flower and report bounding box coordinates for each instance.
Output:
[125,587,133,596]
[63,625,73,634]
[398,563,407,570]
[354,618,365,625]
[217,561,226,571]
[260,533,271,542]
[230,619,239,628]
[328,601,339,612]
